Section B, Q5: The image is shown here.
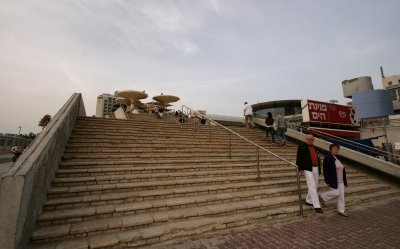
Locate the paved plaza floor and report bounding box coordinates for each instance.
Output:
[152,198,400,249]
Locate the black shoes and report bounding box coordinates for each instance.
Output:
[338,212,348,217]
[315,208,323,213]
[319,195,326,207]
[305,201,323,213]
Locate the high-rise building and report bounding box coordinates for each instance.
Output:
[96,93,116,118]
[381,70,400,114]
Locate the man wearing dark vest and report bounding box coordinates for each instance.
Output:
[296,134,323,213]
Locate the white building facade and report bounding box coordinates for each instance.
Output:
[96,93,116,118]
[382,74,400,113]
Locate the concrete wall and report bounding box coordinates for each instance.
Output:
[0,93,86,249]
[360,126,400,148]
[342,76,373,98]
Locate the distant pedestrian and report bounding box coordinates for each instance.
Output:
[243,102,255,128]
[11,146,22,162]
[296,134,323,213]
[320,144,349,217]
[265,112,275,143]
[200,116,207,125]
[276,112,287,147]
[156,106,165,119]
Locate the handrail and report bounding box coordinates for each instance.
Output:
[123,107,129,119]
[181,106,295,164]
[286,104,308,123]
[206,113,243,119]
[360,122,400,129]
[262,101,400,166]
[289,122,399,166]
[181,105,304,216]
[166,111,182,125]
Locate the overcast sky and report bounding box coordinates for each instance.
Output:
[1,0,399,134]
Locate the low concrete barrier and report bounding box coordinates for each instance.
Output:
[0,93,86,249]
[254,117,400,180]
[286,127,400,180]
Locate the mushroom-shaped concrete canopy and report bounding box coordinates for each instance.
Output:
[146,101,163,106]
[134,100,146,110]
[147,101,173,106]
[117,90,148,113]
[152,94,180,107]
[145,101,161,112]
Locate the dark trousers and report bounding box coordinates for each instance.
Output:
[265,126,275,142]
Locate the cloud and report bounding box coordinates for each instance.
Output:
[1,0,400,134]
[209,0,222,14]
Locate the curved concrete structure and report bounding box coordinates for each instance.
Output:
[115,97,130,106]
[252,99,302,118]
[153,94,180,107]
[342,76,373,98]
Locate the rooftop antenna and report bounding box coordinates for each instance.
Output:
[380,66,385,78]
[329,100,338,104]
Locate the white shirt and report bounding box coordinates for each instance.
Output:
[335,157,344,183]
[244,104,253,115]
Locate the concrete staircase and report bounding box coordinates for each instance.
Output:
[29,114,400,249]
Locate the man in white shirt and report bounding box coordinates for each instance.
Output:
[243,102,255,128]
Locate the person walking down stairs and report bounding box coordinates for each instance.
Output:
[320,143,349,217]
[296,134,323,213]
[243,102,256,128]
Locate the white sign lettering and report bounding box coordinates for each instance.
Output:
[309,102,327,111]
[311,112,326,120]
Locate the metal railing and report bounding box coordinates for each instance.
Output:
[180,105,304,216]
[166,111,182,125]
[253,101,399,165]
[286,104,309,123]
[291,123,400,166]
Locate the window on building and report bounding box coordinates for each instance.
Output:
[397,89,400,101]
[391,90,397,100]
[388,81,392,86]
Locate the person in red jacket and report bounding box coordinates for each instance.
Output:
[320,143,349,217]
